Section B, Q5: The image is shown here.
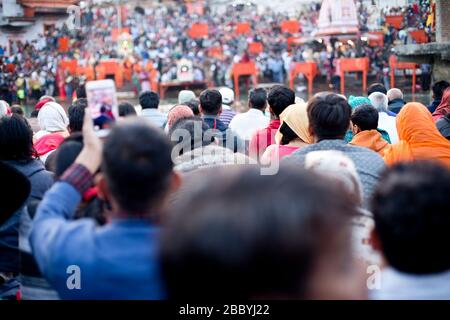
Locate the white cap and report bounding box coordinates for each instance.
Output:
[219,87,235,105]
[178,90,196,104]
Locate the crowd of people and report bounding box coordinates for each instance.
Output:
[0,0,435,108]
[1,72,450,299]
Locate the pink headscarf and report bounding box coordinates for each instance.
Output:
[167,105,194,130]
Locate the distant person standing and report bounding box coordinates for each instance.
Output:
[428,81,450,113]
[228,88,269,141]
[249,85,295,161]
[218,87,236,126]
[387,88,406,114]
[139,91,167,128]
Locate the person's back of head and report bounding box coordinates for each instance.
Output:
[139,91,160,110]
[248,87,267,111]
[11,105,24,116]
[372,162,450,274]
[267,85,295,118]
[432,80,450,100]
[68,98,88,133]
[101,119,174,215]
[0,114,35,162]
[38,102,69,133]
[387,88,403,102]
[307,93,352,141]
[185,99,200,115]
[218,87,234,106]
[351,104,379,132]
[118,102,137,118]
[368,92,388,113]
[46,132,83,176]
[178,90,196,105]
[367,83,387,96]
[199,89,222,116]
[162,166,362,299]
[53,140,83,178]
[169,117,214,156]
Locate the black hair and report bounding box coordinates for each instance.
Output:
[279,122,299,145]
[199,89,222,115]
[102,119,174,215]
[161,166,357,299]
[76,85,87,99]
[307,93,352,141]
[0,114,35,162]
[139,91,160,109]
[30,110,39,118]
[118,102,137,117]
[45,132,83,172]
[432,81,450,99]
[372,162,450,274]
[68,98,88,133]
[169,117,214,156]
[249,88,267,110]
[11,106,24,116]
[351,104,379,131]
[185,99,200,115]
[367,83,387,96]
[267,85,295,118]
[54,141,83,178]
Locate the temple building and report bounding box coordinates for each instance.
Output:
[0,0,79,44]
[316,0,359,37]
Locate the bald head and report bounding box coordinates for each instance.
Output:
[387,88,403,102]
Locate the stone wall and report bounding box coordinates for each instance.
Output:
[436,0,450,43]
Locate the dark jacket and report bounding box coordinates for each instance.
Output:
[388,98,406,114]
[203,115,245,153]
[428,98,441,114]
[437,115,450,140]
[0,159,53,299]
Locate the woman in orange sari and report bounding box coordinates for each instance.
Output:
[384,103,450,168]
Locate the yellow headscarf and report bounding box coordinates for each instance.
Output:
[275,103,314,145]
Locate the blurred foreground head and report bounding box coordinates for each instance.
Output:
[372,161,450,275]
[99,119,175,217]
[161,166,365,299]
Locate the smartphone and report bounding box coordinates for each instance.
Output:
[85,79,118,134]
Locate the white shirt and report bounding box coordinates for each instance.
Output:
[228,109,269,141]
[378,112,399,144]
[371,267,450,300]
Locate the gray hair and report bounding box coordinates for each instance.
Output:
[387,88,403,101]
[368,92,388,112]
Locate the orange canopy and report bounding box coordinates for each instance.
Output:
[188,23,208,39]
[281,20,300,34]
[384,103,450,169]
[236,22,251,35]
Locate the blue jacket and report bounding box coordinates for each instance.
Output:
[428,98,441,114]
[29,182,165,300]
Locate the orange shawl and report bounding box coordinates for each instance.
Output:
[384,103,450,168]
[349,130,390,157]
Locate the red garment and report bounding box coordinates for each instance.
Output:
[34,98,53,111]
[249,119,281,161]
[34,133,65,156]
[432,88,450,122]
[83,187,98,202]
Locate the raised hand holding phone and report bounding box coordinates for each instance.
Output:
[75,108,103,174]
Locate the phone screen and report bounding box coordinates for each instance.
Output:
[86,79,118,130]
